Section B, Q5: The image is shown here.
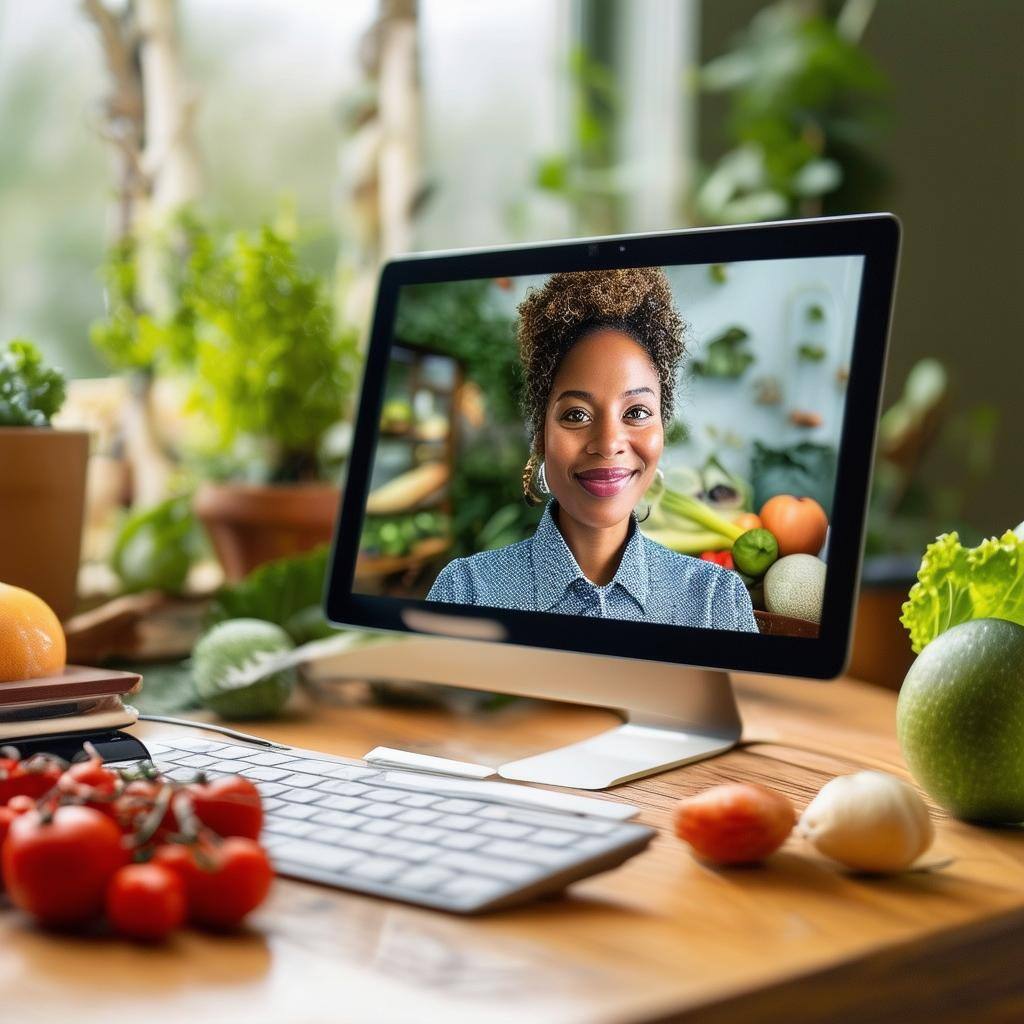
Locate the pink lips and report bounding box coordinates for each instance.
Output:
[574,467,638,498]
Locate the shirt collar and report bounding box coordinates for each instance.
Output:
[531,500,650,612]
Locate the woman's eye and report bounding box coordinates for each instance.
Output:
[624,405,653,421]
[560,408,591,424]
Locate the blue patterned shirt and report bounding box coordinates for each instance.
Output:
[427,501,759,632]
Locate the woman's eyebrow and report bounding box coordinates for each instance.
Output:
[554,386,655,403]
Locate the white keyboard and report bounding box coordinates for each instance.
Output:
[118,735,655,914]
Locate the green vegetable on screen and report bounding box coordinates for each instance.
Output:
[691,326,754,379]
[192,618,296,719]
[0,339,66,427]
[900,528,1024,654]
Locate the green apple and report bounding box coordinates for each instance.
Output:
[897,618,1024,823]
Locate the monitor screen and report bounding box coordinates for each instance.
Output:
[352,254,866,641]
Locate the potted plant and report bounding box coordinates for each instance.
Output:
[169,223,359,581]
[0,340,89,619]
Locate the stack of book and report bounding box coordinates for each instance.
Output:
[0,666,142,752]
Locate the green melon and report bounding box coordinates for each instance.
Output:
[192,618,295,719]
[764,554,826,623]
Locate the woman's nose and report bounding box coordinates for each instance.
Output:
[585,416,627,458]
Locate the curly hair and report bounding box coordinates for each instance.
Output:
[516,267,686,457]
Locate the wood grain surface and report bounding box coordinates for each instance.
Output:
[3,671,1023,1024]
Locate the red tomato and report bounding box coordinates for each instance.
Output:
[106,863,186,941]
[0,805,15,890]
[3,806,129,926]
[6,794,36,815]
[673,783,796,865]
[61,756,120,796]
[0,756,62,804]
[154,838,273,929]
[112,779,176,839]
[189,777,263,840]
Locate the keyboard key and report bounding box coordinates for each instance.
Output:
[440,876,506,902]
[240,751,295,767]
[238,766,291,782]
[170,739,225,754]
[360,788,405,803]
[396,866,454,892]
[435,851,536,882]
[379,840,436,863]
[208,760,247,774]
[433,799,485,815]
[349,858,407,882]
[263,818,317,838]
[476,806,618,835]
[311,810,364,830]
[262,798,287,813]
[272,840,364,873]
[328,829,379,852]
[177,754,218,769]
[317,778,375,796]
[395,824,444,844]
[435,814,477,831]
[256,782,287,798]
[320,781,369,798]
[163,767,196,782]
[278,773,326,789]
[481,840,574,867]
[215,744,269,759]
[273,803,320,821]
[397,793,437,808]
[476,821,534,840]
[361,803,401,819]
[393,808,440,825]
[280,789,323,805]
[359,819,402,836]
[314,794,367,813]
[438,832,488,851]
[531,829,577,847]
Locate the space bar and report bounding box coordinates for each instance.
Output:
[379,771,637,820]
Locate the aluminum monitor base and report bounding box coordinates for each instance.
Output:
[305,632,742,790]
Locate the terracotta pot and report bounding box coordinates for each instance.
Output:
[0,427,90,620]
[848,584,917,690]
[194,481,340,582]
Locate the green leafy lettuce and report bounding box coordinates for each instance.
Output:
[901,530,1024,653]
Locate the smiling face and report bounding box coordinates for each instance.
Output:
[543,328,664,531]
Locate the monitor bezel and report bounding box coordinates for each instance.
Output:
[325,214,900,680]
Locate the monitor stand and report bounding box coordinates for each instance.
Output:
[305,630,742,790]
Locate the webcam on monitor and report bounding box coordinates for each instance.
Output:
[324,215,900,789]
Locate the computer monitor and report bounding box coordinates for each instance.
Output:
[324,215,900,789]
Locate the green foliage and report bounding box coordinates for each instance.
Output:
[111,495,205,594]
[697,1,888,222]
[0,338,66,426]
[901,530,1024,653]
[207,545,330,641]
[92,216,359,480]
[691,326,754,378]
[797,343,826,362]
[750,440,838,516]
[395,279,520,422]
[362,510,450,558]
[183,225,359,478]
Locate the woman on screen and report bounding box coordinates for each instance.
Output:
[427,267,758,632]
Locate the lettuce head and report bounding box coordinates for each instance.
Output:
[901,529,1024,653]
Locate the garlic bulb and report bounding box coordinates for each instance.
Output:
[798,771,934,872]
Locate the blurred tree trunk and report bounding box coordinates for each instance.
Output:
[336,0,422,340]
[83,0,202,508]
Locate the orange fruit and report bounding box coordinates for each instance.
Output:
[759,495,829,557]
[0,582,67,683]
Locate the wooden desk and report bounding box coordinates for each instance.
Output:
[5,672,1024,1024]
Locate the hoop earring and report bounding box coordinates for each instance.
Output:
[536,460,550,495]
